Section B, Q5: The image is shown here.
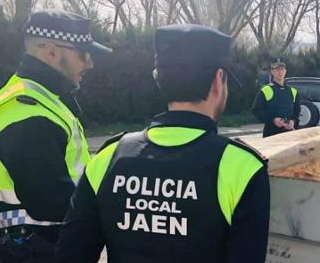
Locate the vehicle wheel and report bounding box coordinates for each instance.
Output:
[299,100,319,128]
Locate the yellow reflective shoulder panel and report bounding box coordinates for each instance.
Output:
[0,82,25,106]
[261,85,273,101]
[291,87,298,102]
[218,144,263,226]
[0,161,13,189]
[147,127,205,146]
[86,141,119,195]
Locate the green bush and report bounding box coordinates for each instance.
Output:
[1,22,320,127]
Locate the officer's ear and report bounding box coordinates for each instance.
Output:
[43,43,62,64]
[211,68,226,97]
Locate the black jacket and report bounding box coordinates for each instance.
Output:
[252,81,301,137]
[0,54,83,238]
[54,111,270,263]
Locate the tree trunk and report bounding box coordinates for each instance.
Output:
[153,0,158,28]
[15,0,32,28]
[316,0,320,52]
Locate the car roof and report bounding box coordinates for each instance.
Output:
[286,77,320,83]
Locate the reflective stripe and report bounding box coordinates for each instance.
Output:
[24,82,60,107]
[23,80,85,179]
[0,189,20,204]
[291,87,298,102]
[73,120,84,178]
[0,209,61,228]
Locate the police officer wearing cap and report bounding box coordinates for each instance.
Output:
[54,24,270,263]
[0,9,111,262]
[252,58,301,137]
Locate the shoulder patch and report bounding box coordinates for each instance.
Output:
[97,131,127,153]
[230,137,268,163]
[16,95,38,105]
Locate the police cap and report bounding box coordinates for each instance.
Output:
[154,24,243,88]
[271,58,286,69]
[155,24,231,68]
[23,9,112,57]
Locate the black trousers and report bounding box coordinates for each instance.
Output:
[0,226,55,263]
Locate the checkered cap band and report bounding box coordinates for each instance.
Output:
[0,209,61,228]
[25,26,93,43]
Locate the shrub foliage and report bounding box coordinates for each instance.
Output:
[0,22,319,127]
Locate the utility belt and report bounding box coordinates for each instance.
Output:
[0,225,55,263]
[0,209,61,229]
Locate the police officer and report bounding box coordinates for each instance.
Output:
[54,24,270,263]
[0,10,111,263]
[252,58,301,137]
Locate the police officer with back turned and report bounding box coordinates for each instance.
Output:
[0,10,111,263]
[54,24,270,263]
[252,58,301,137]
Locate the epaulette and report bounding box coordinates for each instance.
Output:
[97,131,127,153]
[16,95,38,105]
[229,137,268,164]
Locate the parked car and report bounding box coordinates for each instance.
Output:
[286,77,320,128]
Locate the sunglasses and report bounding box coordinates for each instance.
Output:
[38,43,92,63]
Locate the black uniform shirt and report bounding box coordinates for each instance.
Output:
[252,80,300,137]
[54,111,270,263]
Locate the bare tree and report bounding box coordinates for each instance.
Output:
[153,0,158,27]
[156,0,180,24]
[247,0,314,57]
[140,0,154,28]
[63,0,103,17]
[0,0,38,26]
[155,0,259,39]
[214,0,259,38]
[15,0,32,27]
[315,0,320,51]
[1,0,16,20]
[178,0,200,23]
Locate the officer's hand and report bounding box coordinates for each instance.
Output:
[284,120,295,130]
[273,117,286,128]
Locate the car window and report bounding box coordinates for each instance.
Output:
[287,82,320,102]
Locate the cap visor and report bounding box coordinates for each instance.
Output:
[225,68,243,89]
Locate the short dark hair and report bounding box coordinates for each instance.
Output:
[154,65,219,103]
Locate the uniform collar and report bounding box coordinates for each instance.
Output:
[16,54,77,96]
[150,111,218,133]
[16,54,82,116]
[272,80,289,89]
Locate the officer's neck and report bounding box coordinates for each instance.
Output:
[273,78,285,86]
[168,101,215,120]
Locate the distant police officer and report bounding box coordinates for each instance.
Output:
[0,10,111,263]
[252,58,301,137]
[54,24,270,263]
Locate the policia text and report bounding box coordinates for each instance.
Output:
[113,175,198,236]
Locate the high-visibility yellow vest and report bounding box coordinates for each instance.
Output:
[0,74,91,227]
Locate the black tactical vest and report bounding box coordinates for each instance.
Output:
[96,130,231,263]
